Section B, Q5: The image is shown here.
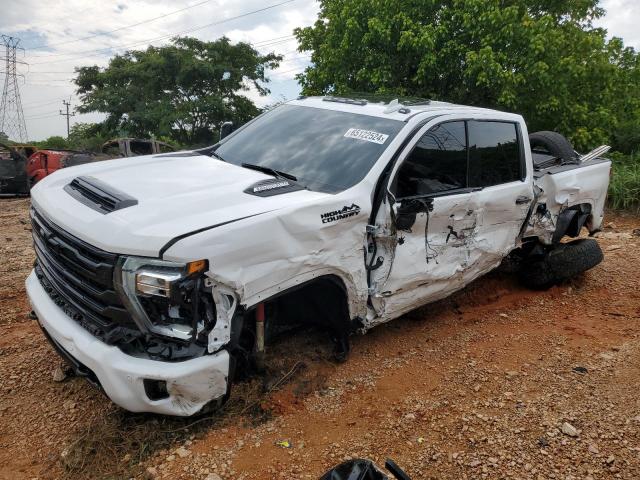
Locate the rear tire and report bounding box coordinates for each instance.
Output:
[519,239,603,290]
[529,131,577,163]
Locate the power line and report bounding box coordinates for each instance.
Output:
[253,34,296,46]
[24,111,59,120]
[25,33,297,62]
[24,102,67,112]
[22,35,299,75]
[26,0,300,65]
[25,82,72,88]
[19,70,75,74]
[20,54,307,86]
[21,97,66,107]
[270,66,305,76]
[25,0,214,51]
[280,53,311,62]
[25,115,61,122]
[254,36,297,49]
[26,77,75,82]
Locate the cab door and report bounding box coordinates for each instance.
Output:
[461,120,533,282]
[368,120,476,320]
[367,117,532,322]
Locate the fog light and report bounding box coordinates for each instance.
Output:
[143,379,169,401]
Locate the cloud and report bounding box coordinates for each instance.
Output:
[596,0,640,49]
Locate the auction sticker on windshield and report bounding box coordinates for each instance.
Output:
[344,128,389,144]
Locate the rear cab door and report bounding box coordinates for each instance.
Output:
[367,113,533,323]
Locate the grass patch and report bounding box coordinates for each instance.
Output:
[608,152,640,212]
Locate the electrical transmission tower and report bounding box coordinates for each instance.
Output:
[0,35,28,143]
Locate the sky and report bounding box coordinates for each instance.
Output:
[0,0,638,141]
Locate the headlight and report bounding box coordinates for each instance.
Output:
[114,257,212,342]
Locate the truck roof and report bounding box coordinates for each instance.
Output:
[288,95,519,122]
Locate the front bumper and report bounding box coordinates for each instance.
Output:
[26,270,230,416]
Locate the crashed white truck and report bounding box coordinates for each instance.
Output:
[26,96,611,416]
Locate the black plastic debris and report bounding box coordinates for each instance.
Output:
[320,459,411,480]
[320,459,387,480]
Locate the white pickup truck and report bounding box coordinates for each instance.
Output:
[26,96,611,416]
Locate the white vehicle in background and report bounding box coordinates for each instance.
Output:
[26,96,610,416]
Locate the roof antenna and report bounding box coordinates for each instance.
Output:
[383,99,410,114]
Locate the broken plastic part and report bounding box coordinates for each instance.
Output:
[205,279,237,353]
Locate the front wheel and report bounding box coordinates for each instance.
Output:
[519,239,604,290]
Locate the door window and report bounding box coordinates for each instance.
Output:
[395,121,467,198]
[468,121,522,187]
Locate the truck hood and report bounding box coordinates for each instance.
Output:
[30,153,327,257]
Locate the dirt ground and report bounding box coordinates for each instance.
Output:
[1,197,639,480]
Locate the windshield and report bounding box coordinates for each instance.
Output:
[215,104,404,193]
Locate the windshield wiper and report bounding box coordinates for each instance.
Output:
[241,163,297,181]
[210,150,226,162]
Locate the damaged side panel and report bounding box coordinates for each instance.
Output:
[366,114,534,327]
[368,193,477,321]
[367,182,531,325]
[526,160,611,243]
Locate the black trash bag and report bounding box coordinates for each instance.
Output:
[319,459,388,480]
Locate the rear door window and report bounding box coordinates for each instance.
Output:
[468,121,522,187]
[395,121,467,197]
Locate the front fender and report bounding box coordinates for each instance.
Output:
[162,193,371,321]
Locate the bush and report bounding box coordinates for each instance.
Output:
[36,136,69,150]
[611,121,640,155]
[608,152,640,212]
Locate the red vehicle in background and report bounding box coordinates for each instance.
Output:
[26,149,107,188]
[1,138,176,194]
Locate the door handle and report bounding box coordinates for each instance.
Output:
[515,196,532,205]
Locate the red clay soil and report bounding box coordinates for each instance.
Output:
[1,197,639,479]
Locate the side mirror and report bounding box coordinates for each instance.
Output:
[395,197,433,231]
[220,121,234,140]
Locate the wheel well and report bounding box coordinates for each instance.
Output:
[230,275,353,374]
[259,275,352,336]
[235,275,354,349]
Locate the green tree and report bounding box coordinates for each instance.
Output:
[37,136,69,150]
[75,37,282,146]
[67,122,109,152]
[295,0,640,150]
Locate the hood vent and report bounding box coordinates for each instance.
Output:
[64,176,138,214]
[244,178,305,197]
